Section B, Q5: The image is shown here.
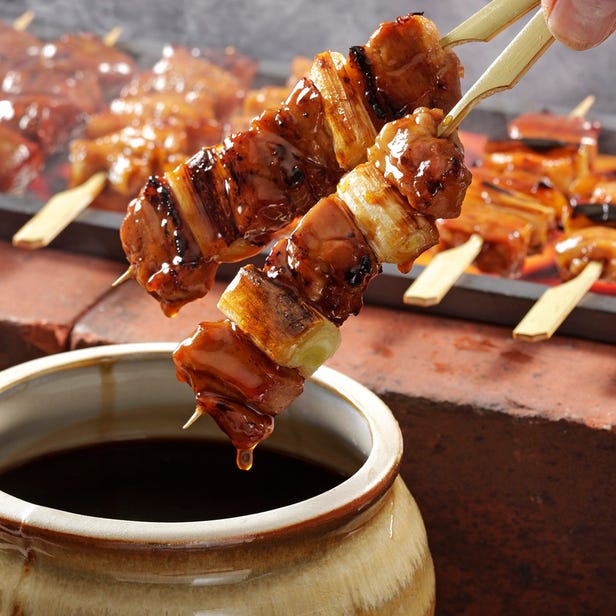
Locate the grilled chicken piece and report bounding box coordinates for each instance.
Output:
[482,139,593,195]
[554,226,616,282]
[507,110,600,154]
[0,123,43,193]
[470,165,570,224]
[45,32,136,99]
[0,93,86,155]
[437,193,534,278]
[2,55,105,115]
[84,91,220,140]
[121,45,249,122]
[0,21,41,76]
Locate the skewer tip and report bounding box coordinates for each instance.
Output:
[569,94,595,119]
[103,26,123,47]
[111,267,134,287]
[13,10,34,32]
[182,408,204,430]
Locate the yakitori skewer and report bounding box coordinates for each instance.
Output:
[405,87,596,307]
[166,6,557,463]
[512,226,615,341]
[9,25,129,249]
[10,40,246,249]
[12,172,107,249]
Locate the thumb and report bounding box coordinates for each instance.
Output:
[542,0,616,50]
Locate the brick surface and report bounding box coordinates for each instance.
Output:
[70,278,227,348]
[0,241,125,369]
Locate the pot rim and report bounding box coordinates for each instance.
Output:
[0,343,402,546]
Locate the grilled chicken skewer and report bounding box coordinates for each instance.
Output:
[12,43,248,248]
[121,2,550,317]
[512,226,616,341]
[405,97,595,306]
[123,2,558,465]
[119,13,463,316]
[174,107,471,469]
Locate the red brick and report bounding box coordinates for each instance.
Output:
[70,277,227,348]
[0,241,125,369]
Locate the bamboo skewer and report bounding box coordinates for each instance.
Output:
[439,10,554,138]
[512,260,603,341]
[12,10,34,32]
[403,234,483,307]
[103,26,123,47]
[568,94,596,118]
[12,172,107,249]
[440,0,539,48]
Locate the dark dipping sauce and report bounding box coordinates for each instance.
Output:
[0,438,349,522]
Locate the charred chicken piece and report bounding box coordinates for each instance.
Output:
[45,32,137,99]
[470,165,570,225]
[120,13,463,316]
[173,107,470,468]
[0,20,41,76]
[0,123,43,193]
[481,138,592,195]
[554,226,616,282]
[121,44,250,122]
[0,93,86,155]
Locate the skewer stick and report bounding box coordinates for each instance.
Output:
[183,408,204,430]
[103,26,123,47]
[512,261,603,341]
[112,267,134,287]
[439,10,554,138]
[440,0,539,48]
[403,235,483,306]
[569,94,595,119]
[12,172,107,249]
[12,10,34,32]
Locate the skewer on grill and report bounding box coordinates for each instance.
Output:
[512,227,615,341]
[11,37,240,249]
[9,26,127,249]
[405,94,593,307]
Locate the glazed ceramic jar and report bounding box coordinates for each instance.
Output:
[0,343,435,615]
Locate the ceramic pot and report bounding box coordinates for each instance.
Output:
[0,343,434,615]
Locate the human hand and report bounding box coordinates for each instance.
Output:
[542,0,616,50]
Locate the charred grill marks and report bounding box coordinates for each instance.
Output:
[349,45,389,120]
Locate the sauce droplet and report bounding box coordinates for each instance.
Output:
[236,447,254,471]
